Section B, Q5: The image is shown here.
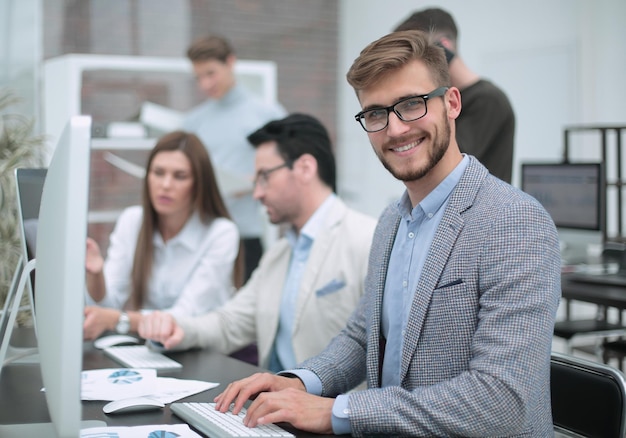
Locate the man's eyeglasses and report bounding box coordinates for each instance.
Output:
[253,161,292,187]
[354,87,449,133]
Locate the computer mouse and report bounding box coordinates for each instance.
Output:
[93,334,140,350]
[102,396,165,414]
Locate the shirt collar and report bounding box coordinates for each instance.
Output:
[286,193,337,247]
[396,154,470,220]
[153,211,205,250]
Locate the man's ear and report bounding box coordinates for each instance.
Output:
[446,87,462,119]
[293,154,318,182]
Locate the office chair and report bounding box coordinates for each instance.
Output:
[551,352,626,438]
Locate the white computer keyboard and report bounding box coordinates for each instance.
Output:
[103,345,182,371]
[170,402,295,437]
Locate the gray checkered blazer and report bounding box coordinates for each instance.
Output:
[299,157,561,437]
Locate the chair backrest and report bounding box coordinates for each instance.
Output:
[551,352,626,437]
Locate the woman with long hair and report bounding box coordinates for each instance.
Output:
[83,131,244,340]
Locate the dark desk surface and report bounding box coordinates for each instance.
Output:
[0,331,328,437]
[562,273,626,309]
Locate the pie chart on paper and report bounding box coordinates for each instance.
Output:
[107,369,143,384]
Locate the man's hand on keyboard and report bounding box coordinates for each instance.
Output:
[213,372,334,435]
[137,310,184,349]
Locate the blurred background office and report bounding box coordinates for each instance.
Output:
[1,0,625,247]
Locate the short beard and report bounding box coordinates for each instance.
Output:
[376,115,451,182]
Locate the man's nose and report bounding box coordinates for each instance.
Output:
[385,111,411,137]
[252,182,264,200]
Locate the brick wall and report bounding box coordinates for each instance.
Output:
[43,0,339,252]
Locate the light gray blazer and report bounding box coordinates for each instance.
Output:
[299,157,561,437]
[177,198,377,369]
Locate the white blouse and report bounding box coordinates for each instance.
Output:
[87,205,239,318]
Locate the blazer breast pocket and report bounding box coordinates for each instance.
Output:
[434,278,464,290]
[315,278,346,297]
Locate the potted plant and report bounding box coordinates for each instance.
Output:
[0,88,47,326]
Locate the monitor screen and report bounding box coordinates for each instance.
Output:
[0,169,47,367]
[15,168,47,300]
[0,115,104,437]
[521,162,604,231]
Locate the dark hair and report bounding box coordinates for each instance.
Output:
[347,30,450,93]
[129,131,244,310]
[247,113,336,192]
[187,34,234,63]
[394,8,459,46]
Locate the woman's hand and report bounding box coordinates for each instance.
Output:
[83,306,119,340]
[85,237,104,275]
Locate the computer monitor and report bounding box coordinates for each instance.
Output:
[15,168,46,258]
[0,168,47,365]
[15,168,47,310]
[0,115,104,436]
[521,162,604,260]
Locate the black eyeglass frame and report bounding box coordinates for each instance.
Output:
[253,161,293,187]
[354,86,449,133]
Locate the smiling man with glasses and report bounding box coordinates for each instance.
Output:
[211,31,560,438]
[139,113,377,374]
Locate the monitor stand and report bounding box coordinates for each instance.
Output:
[0,258,38,374]
[0,420,107,438]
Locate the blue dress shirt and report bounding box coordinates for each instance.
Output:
[380,155,469,386]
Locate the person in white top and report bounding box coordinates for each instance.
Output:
[83,131,244,340]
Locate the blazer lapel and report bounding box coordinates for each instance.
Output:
[398,207,465,382]
[366,212,401,388]
[398,159,483,384]
[257,242,291,363]
[292,199,347,333]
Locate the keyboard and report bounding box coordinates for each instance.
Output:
[103,345,182,371]
[170,402,295,437]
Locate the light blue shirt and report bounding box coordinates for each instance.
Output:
[268,194,338,373]
[380,155,469,387]
[183,84,286,238]
[285,156,469,434]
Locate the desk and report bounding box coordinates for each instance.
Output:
[555,274,626,370]
[561,274,626,310]
[0,332,329,437]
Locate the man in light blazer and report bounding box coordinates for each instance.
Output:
[211,31,561,436]
[139,113,377,372]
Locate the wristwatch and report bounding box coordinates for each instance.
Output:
[116,312,130,334]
